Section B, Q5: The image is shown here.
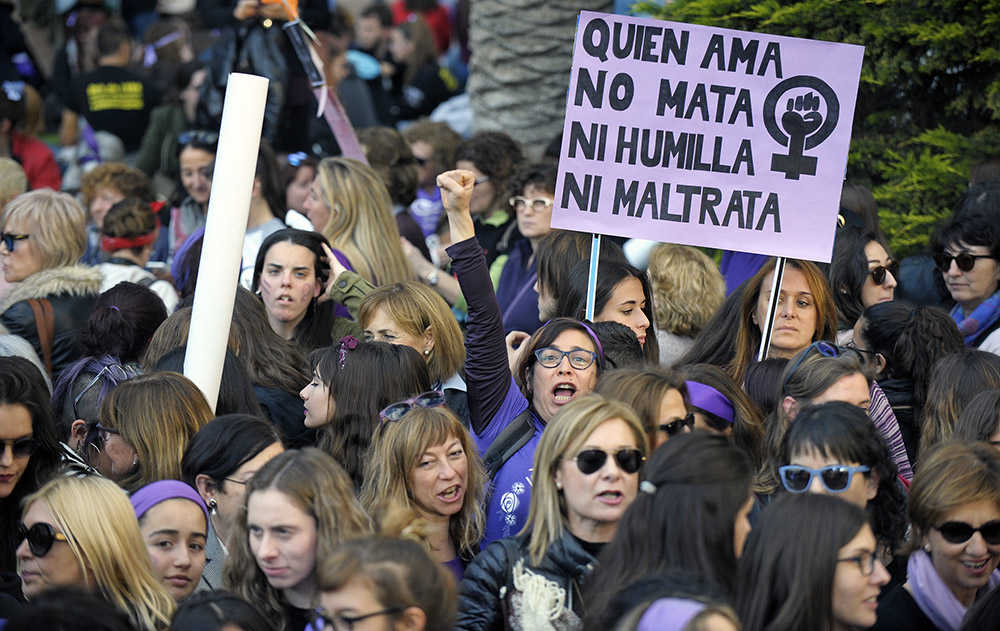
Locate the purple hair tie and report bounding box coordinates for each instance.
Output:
[685,380,735,425]
[109,305,120,312]
[338,335,359,369]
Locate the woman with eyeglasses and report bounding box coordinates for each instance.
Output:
[315,536,456,631]
[828,226,899,344]
[737,493,890,631]
[16,474,176,628]
[439,169,607,545]
[852,301,964,463]
[301,339,430,489]
[931,209,1000,352]
[874,441,1000,631]
[595,366,691,449]
[171,129,217,258]
[458,393,648,631]
[779,402,907,581]
[0,357,61,600]
[583,432,753,630]
[361,405,485,581]
[224,448,372,631]
[97,372,214,493]
[0,190,102,380]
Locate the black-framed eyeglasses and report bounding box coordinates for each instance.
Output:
[659,412,694,436]
[934,520,1000,545]
[0,436,37,459]
[933,251,995,273]
[1,232,29,252]
[533,347,597,370]
[570,448,644,475]
[73,364,141,419]
[781,341,840,393]
[837,551,879,576]
[868,261,898,286]
[312,607,403,631]
[778,464,870,494]
[16,522,69,557]
[178,129,219,147]
[508,196,554,212]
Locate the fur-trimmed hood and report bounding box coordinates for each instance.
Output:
[0,265,103,316]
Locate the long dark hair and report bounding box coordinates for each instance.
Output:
[310,341,431,488]
[255,140,286,221]
[583,432,752,626]
[955,389,1000,443]
[736,493,869,631]
[252,229,334,352]
[181,414,283,497]
[556,260,658,364]
[781,402,907,556]
[828,226,889,329]
[0,358,61,573]
[231,287,311,393]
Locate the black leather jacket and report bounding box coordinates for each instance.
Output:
[456,530,597,631]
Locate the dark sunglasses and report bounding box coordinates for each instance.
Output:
[934,520,1000,545]
[572,448,644,475]
[781,341,840,393]
[0,436,37,458]
[933,252,994,273]
[659,413,694,436]
[1,232,29,251]
[869,261,898,286]
[17,522,69,557]
[177,129,219,147]
[779,464,870,493]
[379,391,445,424]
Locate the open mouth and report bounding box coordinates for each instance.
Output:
[552,383,577,404]
[597,490,624,504]
[963,558,991,570]
[438,485,462,501]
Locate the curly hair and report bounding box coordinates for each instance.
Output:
[401,119,462,177]
[80,163,153,210]
[646,244,726,337]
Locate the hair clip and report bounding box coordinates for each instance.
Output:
[338,335,359,369]
[639,480,657,495]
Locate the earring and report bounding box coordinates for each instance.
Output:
[555,481,562,490]
[208,498,218,515]
[423,349,430,355]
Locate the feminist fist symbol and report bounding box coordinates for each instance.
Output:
[764,76,840,180]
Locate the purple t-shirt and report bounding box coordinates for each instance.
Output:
[474,377,543,545]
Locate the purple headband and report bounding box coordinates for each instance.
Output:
[636,598,707,631]
[130,480,210,528]
[541,319,605,361]
[685,380,735,425]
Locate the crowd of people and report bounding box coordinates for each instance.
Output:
[3,1,1000,631]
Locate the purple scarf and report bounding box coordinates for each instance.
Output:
[908,549,1000,630]
[950,290,1000,346]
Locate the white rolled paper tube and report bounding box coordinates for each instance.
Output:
[183,73,269,412]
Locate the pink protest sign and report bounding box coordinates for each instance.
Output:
[552,11,865,262]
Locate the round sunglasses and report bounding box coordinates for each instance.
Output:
[933,252,994,273]
[17,522,69,557]
[868,261,898,286]
[570,448,644,475]
[934,520,1000,545]
[778,464,870,494]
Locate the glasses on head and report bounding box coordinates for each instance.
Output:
[73,364,141,420]
[0,436,37,459]
[533,347,597,370]
[17,522,69,557]
[1,232,29,252]
[312,607,403,631]
[378,391,445,430]
[287,151,308,167]
[178,129,219,147]
[868,261,898,286]
[934,520,1000,545]
[778,464,870,494]
[837,551,879,576]
[933,252,994,273]
[570,448,644,475]
[781,341,840,393]
[659,412,694,437]
[508,196,554,212]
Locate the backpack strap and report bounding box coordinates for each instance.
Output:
[482,408,536,480]
[137,276,157,288]
[27,298,54,377]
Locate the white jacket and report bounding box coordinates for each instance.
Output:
[98,262,180,313]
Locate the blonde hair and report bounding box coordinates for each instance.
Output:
[646,244,725,337]
[360,406,485,556]
[313,158,411,285]
[523,393,648,565]
[1,189,87,267]
[359,282,464,384]
[100,372,214,493]
[23,475,175,629]
[0,158,26,207]
[224,448,373,631]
